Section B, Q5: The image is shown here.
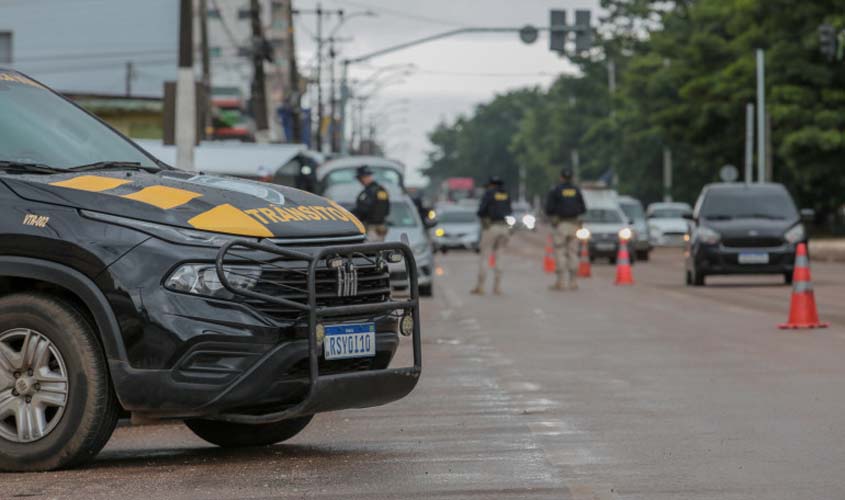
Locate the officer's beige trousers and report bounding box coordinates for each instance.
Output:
[552,221,579,286]
[476,224,510,288]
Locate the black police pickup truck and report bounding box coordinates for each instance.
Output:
[0,70,421,471]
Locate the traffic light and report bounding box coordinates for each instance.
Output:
[550,10,567,54]
[574,10,592,53]
[819,24,837,61]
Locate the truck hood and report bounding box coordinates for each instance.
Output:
[2,170,365,238]
[703,218,796,239]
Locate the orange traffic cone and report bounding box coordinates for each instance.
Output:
[614,238,634,285]
[488,253,496,268]
[779,243,828,329]
[543,235,556,274]
[577,239,591,278]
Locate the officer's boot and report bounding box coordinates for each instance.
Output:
[549,271,565,291]
[470,277,485,295]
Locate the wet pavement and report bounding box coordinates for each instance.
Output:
[5,233,845,499]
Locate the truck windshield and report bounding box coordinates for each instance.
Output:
[583,209,624,223]
[0,71,158,169]
[620,202,644,221]
[700,188,798,220]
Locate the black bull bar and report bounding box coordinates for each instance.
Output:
[210,239,422,424]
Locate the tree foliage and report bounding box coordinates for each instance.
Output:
[424,0,845,215]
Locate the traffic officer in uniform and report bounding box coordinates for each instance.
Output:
[472,176,512,295]
[544,168,586,290]
[352,166,390,241]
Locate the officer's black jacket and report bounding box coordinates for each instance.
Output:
[477,187,512,222]
[544,182,586,218]
[352,181,390,224]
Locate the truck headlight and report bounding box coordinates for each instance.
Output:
[697,226,721,245]
[165,264,261,299]
[434,228,445,238]
[784,224,805,244]
[618,227,633,241]
[576,228,591,240]
[505,215,516,227]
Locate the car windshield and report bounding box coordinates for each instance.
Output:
[583,208,624,223]
[650,208,690,219]
[439,211,478,224]
[324,167,402,187]
[0,72,158,169]
[387,201,420,228]
[620,202,645,221]
[700,189,798,220]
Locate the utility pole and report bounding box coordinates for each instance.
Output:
[744,103,754,183]
[199,0,212,140]
[124,61,134,97]
[175,0,195,170]
[284,0,302,142]
[766,111,773,182]
[756,48,766,183]
[571,149,580,182]
[250,0,270,143]
[662,147,672,202]
[328,37,337,152]
[294,5,344,151]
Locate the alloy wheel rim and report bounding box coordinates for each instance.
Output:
[0,329,69,443]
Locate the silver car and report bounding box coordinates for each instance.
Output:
[432,207,481,253]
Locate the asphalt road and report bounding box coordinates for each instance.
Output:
[6,232,845,499]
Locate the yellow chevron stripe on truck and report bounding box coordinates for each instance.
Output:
[188,204,274,237]
[50,175,131,192]
[122,185,202,210]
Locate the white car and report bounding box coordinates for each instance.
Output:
[647,202,692,246]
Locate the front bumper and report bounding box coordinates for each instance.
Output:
[434,232,479,250]
[112,240,421,423]
[693,243,795,275]
[651,232,687,246]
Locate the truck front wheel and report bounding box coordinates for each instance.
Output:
[185,415,313,448]
[0,293,119,471]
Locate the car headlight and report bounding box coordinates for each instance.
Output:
[82,210,259,247]
[165,264,261,299]
[522,214,536,229]
[505,215,516,226]
[618,227,633,240]
[576,227,591,240]
[434,227,445,238]
[784,224,805,244]
[697,226,721,245]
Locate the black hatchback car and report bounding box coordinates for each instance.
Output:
[685,183,808,286]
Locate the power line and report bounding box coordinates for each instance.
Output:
[326,0,467,28]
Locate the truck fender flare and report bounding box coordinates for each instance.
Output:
[0,256,127,362]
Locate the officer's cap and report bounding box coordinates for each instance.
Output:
[356,166,374,178]
[487,176,504,186]
[560,168,573,179]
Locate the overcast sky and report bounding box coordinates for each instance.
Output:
[2,0,599,185]
[293,0,599,185]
